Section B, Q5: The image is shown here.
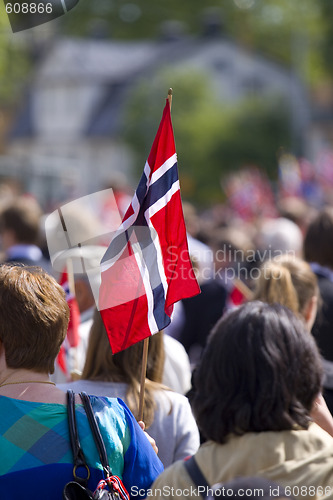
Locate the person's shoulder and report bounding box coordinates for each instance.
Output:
[304,422,333,445]
[317,275,333,296]
[87,395,132,437]
[163,334,188,357]
[79,394,128,423]
[200,279,227,295]
[153,387,193,413]
[88,394,126,410]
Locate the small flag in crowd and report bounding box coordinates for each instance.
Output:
[99,99,200,353]
[56,270,80,374]
[223,167,276,221]
[227,278,252,310]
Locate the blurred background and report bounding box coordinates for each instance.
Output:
[0,0,332,216]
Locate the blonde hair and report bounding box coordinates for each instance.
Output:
[82,309,166,428]
[253,256,319,318]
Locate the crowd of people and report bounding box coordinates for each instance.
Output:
[0,183,333,499]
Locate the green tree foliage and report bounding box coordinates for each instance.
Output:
[0,3,31,107]
[210,97,291,182]
[124,70,291,206]
[0,0,329,114]
[61,0,327,83]
[318,0,333,79]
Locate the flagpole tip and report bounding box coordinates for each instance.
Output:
[167,88,173,109]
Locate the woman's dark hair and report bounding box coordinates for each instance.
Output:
[192,301,322,444]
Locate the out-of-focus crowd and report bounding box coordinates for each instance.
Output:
[1,168,333,499]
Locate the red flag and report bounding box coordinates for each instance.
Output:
[57,344,67,374]
[99,100,200,353]
[228,284,247,307]
[59,270,80,347]
[227,279,252,309]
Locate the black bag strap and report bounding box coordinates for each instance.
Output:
[67,389,91,486]
[184,456,209,495]
[66,391,130,500]
[79,392,112,477]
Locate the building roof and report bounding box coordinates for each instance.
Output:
[10,35,307,140]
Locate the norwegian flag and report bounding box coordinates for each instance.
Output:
[99,99,200,353]
[56,270,80,374]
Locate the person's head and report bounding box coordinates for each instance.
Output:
[82,310,165,426]
[0,264,69,374]
[182,201,200,238]
[303,207,333,270]
[74,274,96,314]
[192,301,322,444]
[0,196,42,249]
[255,217,303,257]
[210,227,254,270]
[278,196,314,235]
[252,256,319,330]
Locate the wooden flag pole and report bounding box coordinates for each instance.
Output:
[137,89,173,423]
[138,337,149,422]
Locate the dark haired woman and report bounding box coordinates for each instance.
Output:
[251,255,333,435]
[152,302,333,499]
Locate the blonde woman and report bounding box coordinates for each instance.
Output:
[252,255,333,435]
[152,303,333,499]
[252,255,319,331]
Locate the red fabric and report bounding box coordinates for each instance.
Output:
[59,271,80,348]
[57,344,67,374]
[229,285,246,306]
[56,270,80,373]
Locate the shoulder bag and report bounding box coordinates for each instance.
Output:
[63,390,129,500]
